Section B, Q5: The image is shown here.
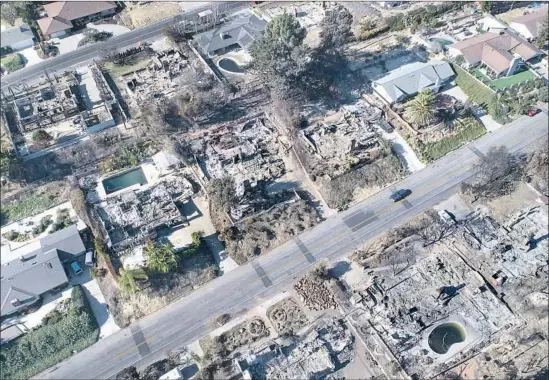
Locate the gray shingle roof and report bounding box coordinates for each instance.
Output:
[373,61,455,103]
[0,23,34,49]
[0,225,85,316]
[40,225,86,262]
[194,15,267,55]
[1,249,68,316]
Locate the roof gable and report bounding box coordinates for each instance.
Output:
[194,15,267,54]
[1,249,68,316]
[44,1,116,21]
[37,16,72,35]
[373,61,454,103]
[0,23,34,48]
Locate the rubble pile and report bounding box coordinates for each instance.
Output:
[267,297,308,336]
[301,100,386,179]
[238,318,355,380]
[2,63,118,154]
[220,317,270,353]
[294,273,338,311]
[120,49,195,109]
[192,116,285,197]
[96,180,187,253]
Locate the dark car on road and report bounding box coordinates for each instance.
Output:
[390,189,412,202]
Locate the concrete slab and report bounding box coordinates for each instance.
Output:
[19,46,44,68]
[376,124,426,172]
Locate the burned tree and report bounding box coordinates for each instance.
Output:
[461,146,522,200]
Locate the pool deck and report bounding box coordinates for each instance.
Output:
[419,315,482,364]
[96,162,160,199]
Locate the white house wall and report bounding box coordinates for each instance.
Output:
[509,22,535,40]
[9,38,34,51]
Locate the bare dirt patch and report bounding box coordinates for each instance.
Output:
[119,2,182,29]
[219,199,321,265]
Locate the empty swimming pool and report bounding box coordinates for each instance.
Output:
[428,322,466,354]
[102,167,147,195]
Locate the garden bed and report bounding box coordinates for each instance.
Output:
[413,117,486,163]
[0,286,99,380]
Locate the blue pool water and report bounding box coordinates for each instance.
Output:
[102,167,147,194]
[429,37,454,46]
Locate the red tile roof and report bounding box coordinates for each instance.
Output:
[43,1,116,21]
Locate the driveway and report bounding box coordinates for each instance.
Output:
[51,33,86,55]
[69,264,120,339]
[442,85,503,132]
[375,125,426,172]
[169,196,238,274]
[19,46,44,67]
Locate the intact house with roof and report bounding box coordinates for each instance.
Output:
[37,1,117,40]
[448,30,544,78]
[372,60,455,104]
[193,14,267,58]
[0,225,86,317]
[509,5,549,41]
[0,23,35,52]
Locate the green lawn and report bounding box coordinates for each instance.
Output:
[103,58,152,77]
[0,53,25,72]
[491,70,536,89]
[470,68,536,90]
[1,191,61,225]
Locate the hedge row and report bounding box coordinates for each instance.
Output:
[414,117,486,163]
[451,63,495,108]
[0,285,99,379]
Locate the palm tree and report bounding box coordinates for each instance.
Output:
[119,268,148,295]
[145,242,177,273]
[405,89,436,127]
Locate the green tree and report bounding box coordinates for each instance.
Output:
[264,12,306,47]
[0,3,21,26]
[404,89,437,127]
[536,21,548,48]
[538,86,548,103]
[145,242,177,273]
[488,96,509,124]
[250,14,309,98]
[479,1,492,13]
[0,139,20,180]
[319,5,354,52]
[119,268,148,295]
[511,98,531,116]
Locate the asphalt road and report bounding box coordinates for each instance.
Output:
[39,113,548,379]
[1,2,247,88]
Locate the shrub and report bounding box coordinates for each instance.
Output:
[32,129,53,147]
[0,53,25,72]
[77,30,113,47]
[0,285,99,379]
[32,215,53,236]
[414,117,486,163]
